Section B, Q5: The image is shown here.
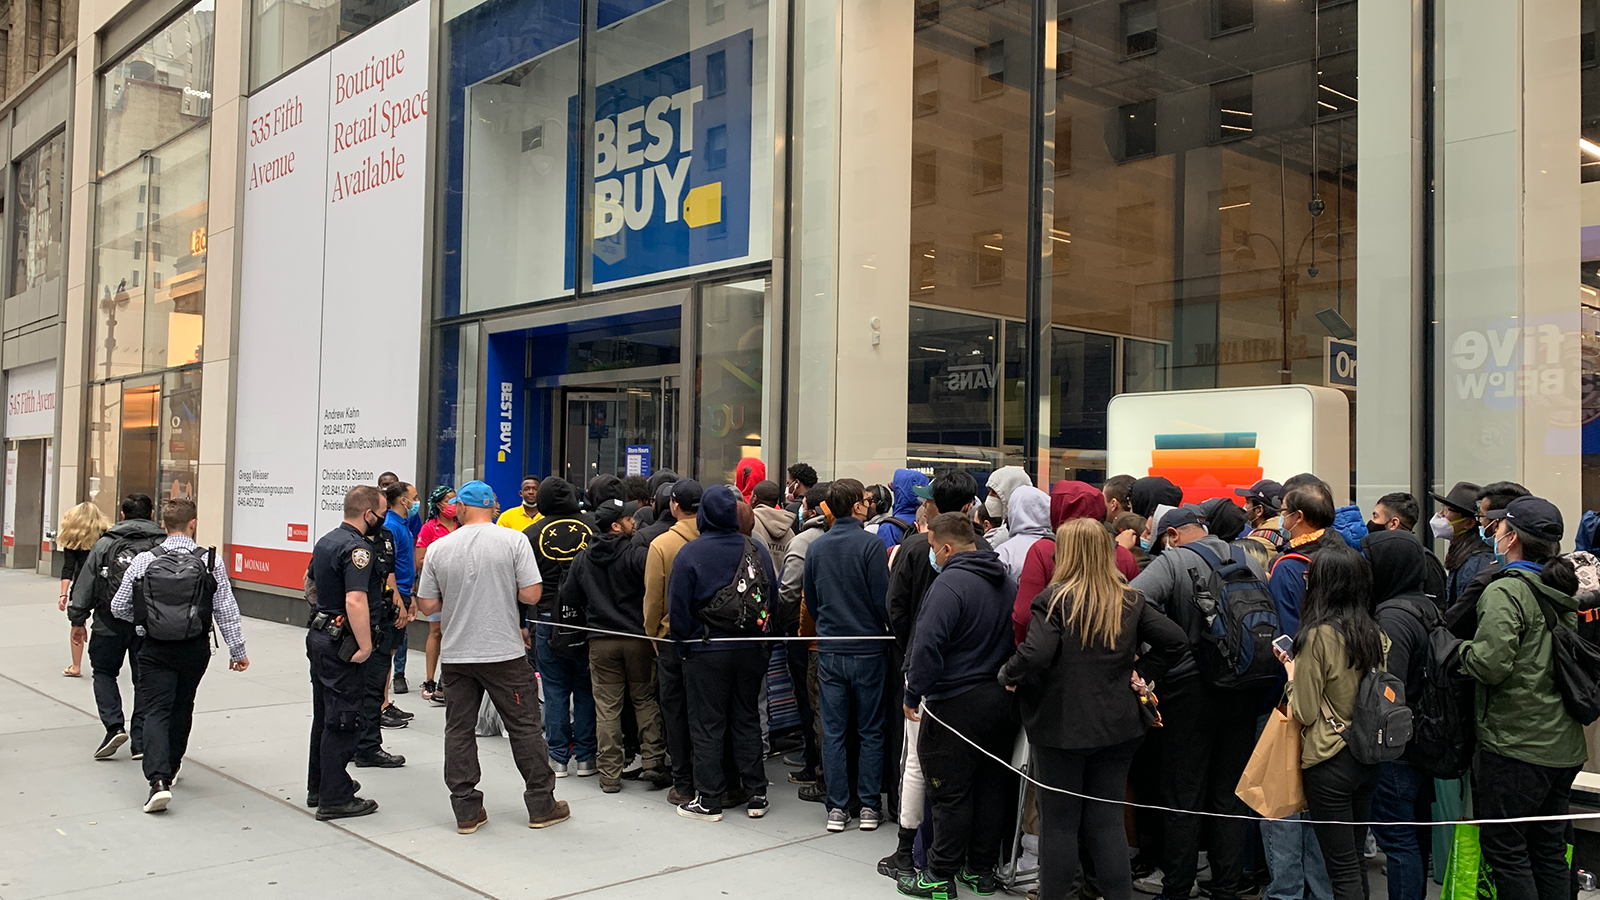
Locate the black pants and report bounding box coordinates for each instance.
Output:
[919,681,1019,878]
[1034,737,1144,900]
[1302,747,1380,900]
[137,635,210,783]
[307,630,364,805]
[682,647,768,800]
[883,644,906,815]
[657,644,695,793]
[1158,677,1263,900]
[442,658,558,822]
[787,639,821,771]
[1474,750,1581,900]
[88,618,144,749]
[356,639,393,758]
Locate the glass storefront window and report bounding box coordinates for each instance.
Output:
[11,131,65,298]
[908,306,1002,450]
[251,0,420,90]
[91,162,150,380]
[697,278,766,484]
[432,322,481,491]
[99,2,215,178]
[85,382,122,520]
[160,368,202,503]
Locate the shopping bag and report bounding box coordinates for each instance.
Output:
[1235,706,1307,818]
[475,692,504,737]
[1442,821,1572,900]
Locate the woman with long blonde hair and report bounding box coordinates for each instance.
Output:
[56,501,112,676]
[999,518,1187,900]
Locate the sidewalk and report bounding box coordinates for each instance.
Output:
[0,568,892,900]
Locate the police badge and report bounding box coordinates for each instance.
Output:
[352,548,372,569]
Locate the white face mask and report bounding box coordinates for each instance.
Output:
[1429,512,1455,541]
[984,495,1003,520]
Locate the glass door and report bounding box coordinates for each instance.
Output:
[562,377,679,486]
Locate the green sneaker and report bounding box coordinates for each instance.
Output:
[897,868,958,899]
[957,865,997,896]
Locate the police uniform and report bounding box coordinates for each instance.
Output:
[356,525,401,759]
[307,522,384,808]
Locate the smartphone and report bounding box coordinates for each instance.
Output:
[1272,634,1294,661]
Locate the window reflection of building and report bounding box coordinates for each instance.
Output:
[12,132,65,298]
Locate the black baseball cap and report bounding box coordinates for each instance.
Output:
[1234,479,1284,508]
[671,479,704,513]
[1483,495,1563,542]
[1156,505,1205,536]
[595,499,641,530]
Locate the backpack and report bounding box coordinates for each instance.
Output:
[1519,579,1600,726]
[94,530,166,610]
[879,517,915,547]
[697,537,771,637]
[132,546,218,641]
[1184,543,1282,690]
[1324,665,1413,765]
[1393,597,1477,778]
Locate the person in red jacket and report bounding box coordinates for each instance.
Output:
[1013,481,1140,643]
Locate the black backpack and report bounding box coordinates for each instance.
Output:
[94,531,165,610]
[1185,544,1282,690]
[1325,665,1413,765]
[697,537,771,637]
[132,546,218,641]
[1519,579,1600,726]
[1393,597,1477,778]
[879,517,915,547]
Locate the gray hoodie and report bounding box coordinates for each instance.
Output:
[995,486,1051,581]
[985,466,1033,546]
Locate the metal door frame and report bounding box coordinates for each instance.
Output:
[552,371,682,485]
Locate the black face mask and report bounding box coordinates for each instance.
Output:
[365,510,386,537]
[1366,519,1387,535]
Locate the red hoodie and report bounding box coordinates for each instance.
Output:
[734,457,766,502]
[1013,480,1141,642]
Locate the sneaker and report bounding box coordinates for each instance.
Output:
[1363,829,1378,859]
[391,704,414,720]
[549,758,569,778]
[668,786,695,804]
[1134,869,1168,895]
[826,808,849,832]
[421,681,445,705]
[131,749,144,760]
[782,751,807,768]
[643,769,673,790]
[380,707,409,729]
[798,782,827,803]
[676,795,723,822]
[528,800,571,829]
[305,780,360,808]
[897,868,957,899]
[574,758,598,777]
[95,730,129,760]
[353,749,406,768]
[456,808,488,834]
[392,673,409,694]
[747,795,769,818]
[143,780,172,814]
[788,767,819,785]
[861,808,882,831]
[316,797,379,820]
[959,865,998,896]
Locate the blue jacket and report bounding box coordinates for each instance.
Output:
[804,516,892,654]
[1269,530,1347,637]
[1332,504,1368,548]
[878,469,930,551]
[667,485,777,653]
[384,510,416,597]
[904,549,1015,707]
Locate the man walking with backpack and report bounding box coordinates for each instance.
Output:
[66,493,164,761]
[110,499,248,813]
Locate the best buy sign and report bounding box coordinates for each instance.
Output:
[564,32,752,287]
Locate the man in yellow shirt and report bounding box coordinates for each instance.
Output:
[496,476,543,531]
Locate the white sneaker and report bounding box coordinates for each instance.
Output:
[1134,867,1167,895]
[1364,829,1378,859]
[549,758,569,778]
[574,759,598,777]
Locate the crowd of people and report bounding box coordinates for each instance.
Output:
[50,460,1596,900]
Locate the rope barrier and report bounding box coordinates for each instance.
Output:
[542,620,896,645]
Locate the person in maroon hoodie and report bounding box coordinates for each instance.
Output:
[1013,481,1141,643]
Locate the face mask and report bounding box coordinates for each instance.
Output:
[1277,524,1292,543]
[440,503,458,520]
[1429,513,1455,541]
[928,548,943,573]
[1139,535,1153,552]
[1493,530,1509,566]
[984,495,1003,520]
[364,511,385,537]
[408,500,422,518]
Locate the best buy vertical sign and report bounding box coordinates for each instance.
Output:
[565,32,753,287]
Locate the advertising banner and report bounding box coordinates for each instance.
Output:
[230,3,429,588]
[5,360,56,439]
[41,444,51,552]
[3,448,14,548]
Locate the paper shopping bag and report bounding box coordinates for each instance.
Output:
[1235,706,1307,819]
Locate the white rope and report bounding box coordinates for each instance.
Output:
[542,621,895,644]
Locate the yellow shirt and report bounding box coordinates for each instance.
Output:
[496,505,542,532]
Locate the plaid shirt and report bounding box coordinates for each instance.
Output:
[111,534,247,661]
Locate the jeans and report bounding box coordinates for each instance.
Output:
[392,612,409,676]
[588,636,665,786]
[919,681,1019,878]
[442,657,558,822]
[1033,737,1143,900]
[657,643,694,792]
[682,647,768,799]
[88,618,144,749]
[136,636,210,784]
[1301,748,1379,900]
[1473,750,1581,900]
[1261,816,1332,900]
[1159,677,1264,900]
[535,621,596,763]
[817,651,888,812]
[1371,760,1429,900]
[307,629,363,805]
[786,640,820,771]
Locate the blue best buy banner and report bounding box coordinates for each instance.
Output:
[564,31,753,288]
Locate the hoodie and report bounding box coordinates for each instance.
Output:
[803,515,892,654]
[779,513,828,634]
[985,466,1033,546]
[904,549,1016,707]
[1364,530,1437,748]
[561,529,650,635]
[877,469,931,551]
[995,486,1052,581]
[66,517,168,633]
[668,484,778,652]
[1131,476,1184,518]
[525,477,597,614]
[752,504,796,561]
[734,457,766,502]
[1013,481,1141,642]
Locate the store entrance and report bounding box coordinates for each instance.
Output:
[561,376,680,486]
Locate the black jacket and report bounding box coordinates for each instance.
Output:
[904,549,1016,707]
[561,530,649,635]
[525,477,596,614]
[888,529,992,653]
[66,518,166,633]
[1000,586,1186,750]
[1365,530,1437,710]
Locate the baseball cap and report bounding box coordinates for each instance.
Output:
[671,479,704,513]
[595,498,641,530]
[456,481,496,509]
[1234,479,1284,508]
[1156,505,1206,536]
[913,483,936,501]
[1483,495,1563,542]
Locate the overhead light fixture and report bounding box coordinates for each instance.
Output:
[1582,138,1600,158]
[1315,307,1355,341]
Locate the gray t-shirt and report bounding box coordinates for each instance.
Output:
[415,522,542,664]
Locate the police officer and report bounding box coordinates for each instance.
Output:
[306,485,386,820]
[353,483,413,766]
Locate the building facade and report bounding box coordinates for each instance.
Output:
[20,0,1594,606]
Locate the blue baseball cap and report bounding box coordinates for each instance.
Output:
[456,481,497,509]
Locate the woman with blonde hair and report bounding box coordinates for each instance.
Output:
[56,501,111,676]
[999,517,1187,900]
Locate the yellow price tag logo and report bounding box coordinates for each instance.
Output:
[683,182,722,228]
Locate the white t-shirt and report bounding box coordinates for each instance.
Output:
[415,522,542,664]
